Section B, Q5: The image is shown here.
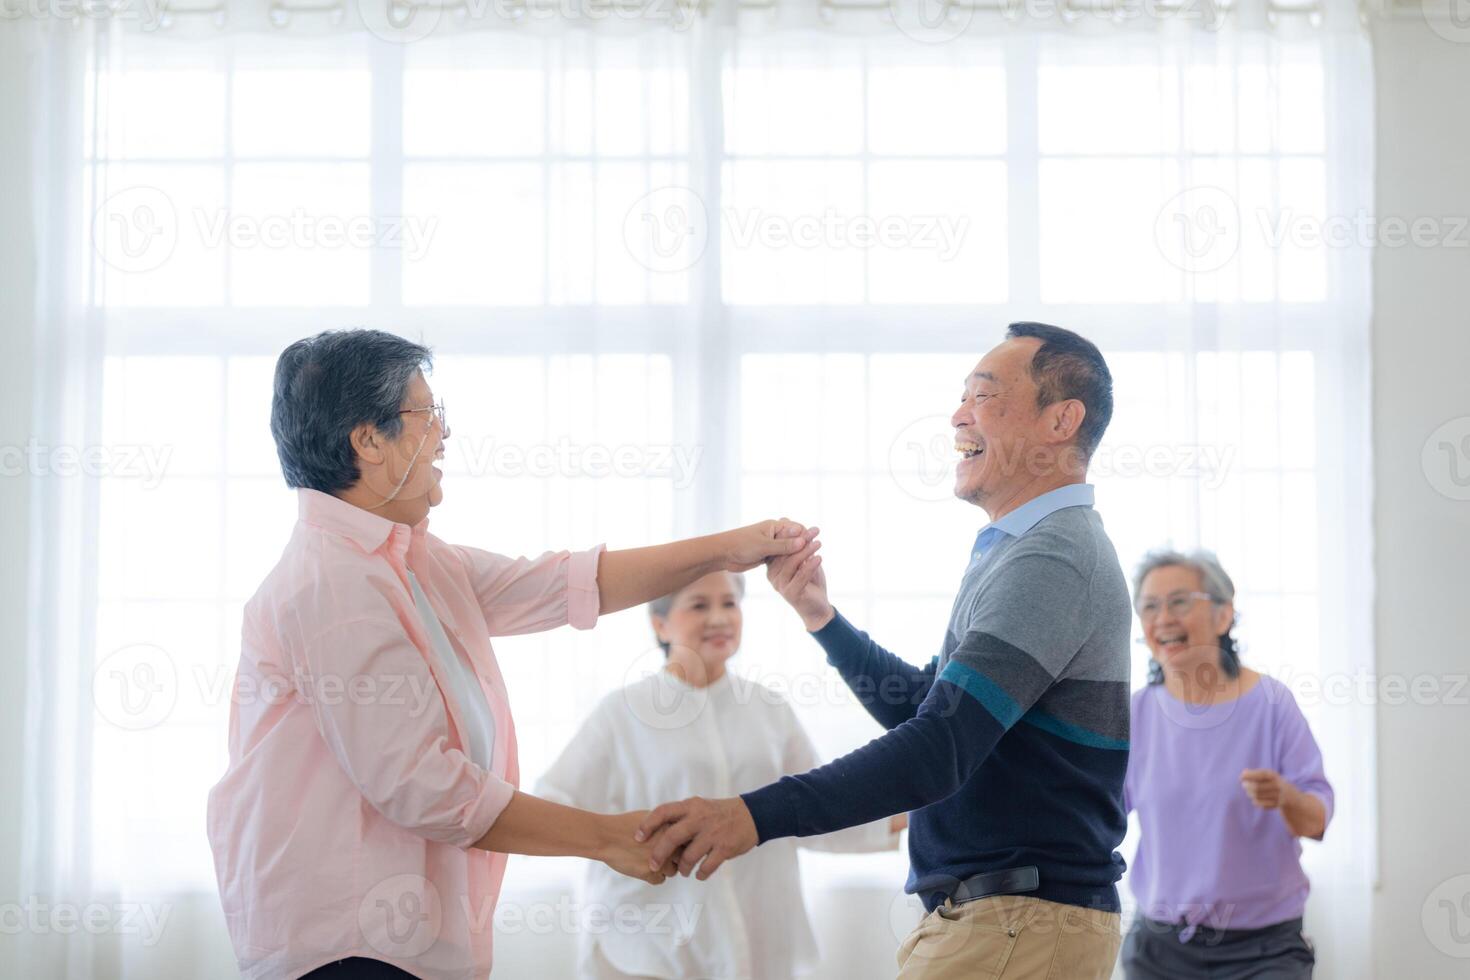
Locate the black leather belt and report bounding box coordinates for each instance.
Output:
[943,866,1040,907]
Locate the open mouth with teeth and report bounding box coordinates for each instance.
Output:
[1154,630,1188,654]
[955,439,985,461]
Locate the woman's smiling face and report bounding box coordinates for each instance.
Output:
[652,571,743,666]
[1136,563,1232,671]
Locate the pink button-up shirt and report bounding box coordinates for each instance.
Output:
[207,489,603,980]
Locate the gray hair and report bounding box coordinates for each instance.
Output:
[1131,548,1236,606]
[270,329,432,493]
[649,572,746,655]
[1132,548,1241,683]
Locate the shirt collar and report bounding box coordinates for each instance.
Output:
[297,488,426,560]
[972,483,1095,561]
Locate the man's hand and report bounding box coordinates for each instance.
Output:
[766,526,834,632]
[597,812,678,885]
[634,796,759,881]
[720,520,815,573]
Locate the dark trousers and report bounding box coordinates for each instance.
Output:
[1120,916,1315,979]
[301,959,420,979]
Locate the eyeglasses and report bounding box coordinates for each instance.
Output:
[398,400,449,438]
[1134,591,1214,621]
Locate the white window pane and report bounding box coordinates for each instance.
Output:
[867,160,1008,304]
[867,64,1006,156]
[1276,158,1329,303]
[1279,57,1326,154]
[1237,64,1274,155]
[568,162,694,306]
[723,55,864,156]
[226,356,282,478]
[721,161,865,305]
[402,163,545,306]
[432,356,548,480]
[102,355,224,479]
[1039,159,1180,304]
[868,476,971,595]
[99,70,226,159]
[1279,352,1317,468]
[233,70,370,158]
[595,68,688,157]
[867,353,976,467]
[92,721,225,891]
[1183,65,1237,156]
[92,165,227,308]
[98,478,222,602]
[742,354,866,473]
[224,479,297,600]
[1039,64,1179,155]
[404,69,547,157]
[230,164,373,307]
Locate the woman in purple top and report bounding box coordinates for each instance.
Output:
[1121,549,1333,980]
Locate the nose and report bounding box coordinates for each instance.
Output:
[951,401,969,431]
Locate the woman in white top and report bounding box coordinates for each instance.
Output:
[538,570,906,980]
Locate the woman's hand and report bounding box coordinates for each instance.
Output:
[766,529,834,632]
[597,812,677,885]
[720,520,815,572]
[1239,768,1288,809]
[1241,769,1327,839]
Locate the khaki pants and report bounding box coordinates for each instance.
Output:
[896,895,1121,980]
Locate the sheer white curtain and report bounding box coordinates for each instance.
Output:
[6,1,1374,977]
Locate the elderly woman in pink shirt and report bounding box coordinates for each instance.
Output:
[206,329,814,980]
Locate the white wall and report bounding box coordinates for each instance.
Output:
[1369,16,1470,980]
[0,28,36,980]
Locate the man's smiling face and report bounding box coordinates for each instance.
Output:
[950,337,1047,507]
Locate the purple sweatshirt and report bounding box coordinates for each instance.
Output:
[1124,673,1334,940]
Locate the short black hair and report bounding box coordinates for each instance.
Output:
[1005,321,1113,458]
[270,329,432,493]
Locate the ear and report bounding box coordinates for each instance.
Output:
[650,614,670,644]
[1048,399,1086,446]
[349,422,387,467]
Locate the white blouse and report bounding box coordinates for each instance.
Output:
[406,569,496,769]
[537,668,900,980]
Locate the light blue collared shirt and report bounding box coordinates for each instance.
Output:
[970,483,1096,565]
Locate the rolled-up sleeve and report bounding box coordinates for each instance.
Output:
[455,544,605,637]
[291,616,515,848]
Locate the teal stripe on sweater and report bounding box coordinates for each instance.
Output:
[938,660,1022,728]
[1021,709,1130,751]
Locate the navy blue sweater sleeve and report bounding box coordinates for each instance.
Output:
[811,609,936,731]
[742,653,1023,843]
